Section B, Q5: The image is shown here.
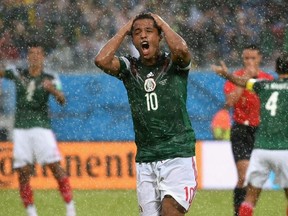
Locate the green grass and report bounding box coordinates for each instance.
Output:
[0,189,286,216]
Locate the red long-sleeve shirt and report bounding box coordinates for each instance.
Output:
[224,69,273,126]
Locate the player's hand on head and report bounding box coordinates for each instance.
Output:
[124,18,134,36]
[150,13,165,28]
[211,61,229,77]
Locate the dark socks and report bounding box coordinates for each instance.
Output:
[233,187,246,216]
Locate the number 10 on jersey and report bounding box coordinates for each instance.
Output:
[145,93,158,111]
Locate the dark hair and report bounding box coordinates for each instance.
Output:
[276,53,288,75]
[243,44,261,54]
[27,40,43,49]
[131,13,162,35]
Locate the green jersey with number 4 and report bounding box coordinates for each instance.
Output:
[4,68,62,129]
[251,78,288,150]
[117,53,196,162]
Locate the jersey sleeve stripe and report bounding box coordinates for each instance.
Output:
[119,56,130,70]
[178,61,192,71]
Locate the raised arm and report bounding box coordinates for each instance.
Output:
[94,19,134,75]
[211,61,249,87]
[150,14,191,67]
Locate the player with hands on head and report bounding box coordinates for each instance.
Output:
[95,13,197,216]
[211,54,288,216]
[221,45,273,216]
[0,41,76,216]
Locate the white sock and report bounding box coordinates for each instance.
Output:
[66,201,76,216]
[26,204,38,216]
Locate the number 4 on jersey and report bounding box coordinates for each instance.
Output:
[265,91,279,116]
[26,80,36,102]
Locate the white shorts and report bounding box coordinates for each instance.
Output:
[245,149,288,188]
[13,128,62,169]
[136,157,198,216]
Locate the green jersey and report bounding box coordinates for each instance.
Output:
[117,53,196,162]
[4,68,63,129]
[250,78,288,150]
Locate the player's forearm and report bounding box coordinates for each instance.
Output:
[162,23,189,55]
[223,73,248,88]
[162,23,190,61]
[55,94,66,106]
[50,89,66,105]
[212,61,247,88]
[155,16,191,65]
[95,18,132,69]
[95,31,125,66]
[0,70,4,78]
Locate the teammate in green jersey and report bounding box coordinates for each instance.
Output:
[95,13,197,216]
[211,54,288,216]
[0,42,76,216]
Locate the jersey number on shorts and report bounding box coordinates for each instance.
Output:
[184,186,195,204]
[145,92,158,111]
[265,91,279,116]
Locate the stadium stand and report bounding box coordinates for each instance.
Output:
[0,0,284,141]
[0,0,287,69]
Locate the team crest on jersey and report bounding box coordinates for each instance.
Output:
[144,78,156,92]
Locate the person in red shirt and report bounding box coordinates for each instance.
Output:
[223,45,274,216]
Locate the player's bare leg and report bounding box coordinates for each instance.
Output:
[234,159,249,215]
[235,160,249,188]
[161,195,186,216]
[238,184,261,216]
[17,165,38,216]
[284,188,288,216]
[48,162,67,179]
[48,162,76,216]
[18,165,33,185]
[243,184,261,206]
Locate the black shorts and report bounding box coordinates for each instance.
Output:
[230,122,258,162]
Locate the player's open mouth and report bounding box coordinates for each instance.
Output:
[141,41,149,49]
[141,41,150,55]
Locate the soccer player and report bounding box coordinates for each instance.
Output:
[223,45,273,215]
[95,13,197,216]
[0,42,76,216]
[211,54,288,216]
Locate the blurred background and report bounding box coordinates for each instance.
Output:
[1,0,287,141]
[0,0,287,70]
[0,1,285,214]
